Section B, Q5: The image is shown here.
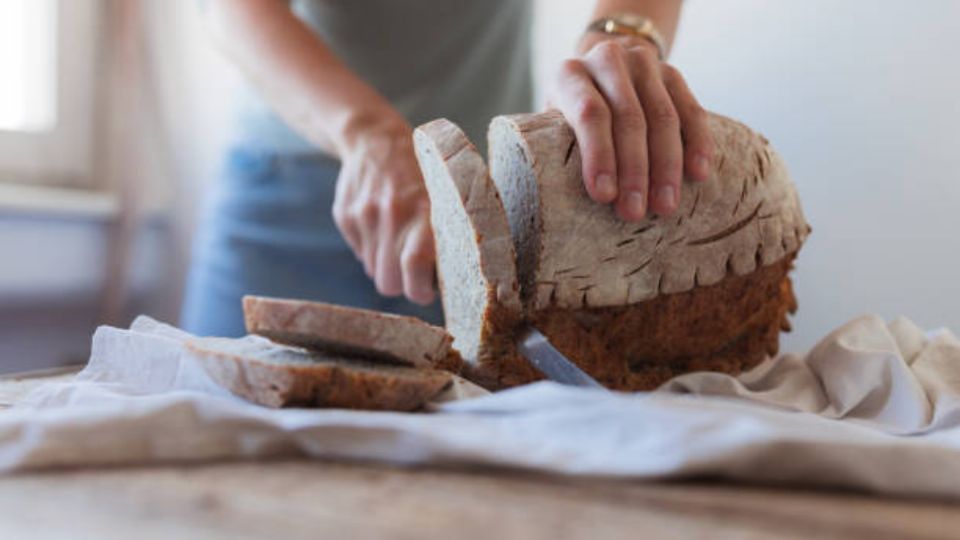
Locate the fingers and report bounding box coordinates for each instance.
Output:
[332,203,362,256]
[334,167,436,303]
[376,181,437,302]
[356,198,379,279]
[582,42,649,220]
[333,164,382,285]
[551,58,618,204]
[374,194,404,298]
[399,213,437,305]
[332,169,365,260]
[663,65,715,182]
[627,46,683,217]
[550,39,713,221]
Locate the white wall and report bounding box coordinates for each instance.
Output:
[535,0,960,352]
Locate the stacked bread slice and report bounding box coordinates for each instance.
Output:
[415,111,810,390]
[186,297,462,410]
[242,296,462,373]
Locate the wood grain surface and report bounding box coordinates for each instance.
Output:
[1,371,958,539]
[1,460,957,540]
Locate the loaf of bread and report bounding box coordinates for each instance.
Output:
[415,110,810,391]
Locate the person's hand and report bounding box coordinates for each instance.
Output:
[548,35,714,221]
[332,115,436,305]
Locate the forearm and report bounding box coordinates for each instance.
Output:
[582,0,683,54]
[205,0,402,157]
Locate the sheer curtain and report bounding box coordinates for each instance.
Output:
[96,0,236,329]
[96,0,164,327]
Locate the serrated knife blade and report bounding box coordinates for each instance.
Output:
[516,327,605,389]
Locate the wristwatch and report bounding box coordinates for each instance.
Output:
[586,14,667,60]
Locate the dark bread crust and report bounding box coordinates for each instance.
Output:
[483,257,797,391]
[186,339,454,411]
[460,302,536,389]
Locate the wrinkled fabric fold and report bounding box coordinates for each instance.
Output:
[660,315,959,435]
[3,315,960,499]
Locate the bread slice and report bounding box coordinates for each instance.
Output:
[243,295,462,373]
[413,119,535,388]
[485,110,811,390]
[186,336,454,410]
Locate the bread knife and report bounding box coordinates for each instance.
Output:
[516,327,605,389]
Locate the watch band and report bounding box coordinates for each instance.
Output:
[586,14,667,60]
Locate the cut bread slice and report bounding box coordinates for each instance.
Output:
[243,295,462,373]
[413,119,535,388]
[186,336,454,410]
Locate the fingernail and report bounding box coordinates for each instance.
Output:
[694,154,711,178]
[596,174,617,200]
[657,185,676,210]
[627,191,645,215]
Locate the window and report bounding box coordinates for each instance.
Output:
[0,0,102,188]
[0,0,58,132]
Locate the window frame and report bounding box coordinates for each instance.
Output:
[0,0,103,189]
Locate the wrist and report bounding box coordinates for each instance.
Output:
[580,12,668,59]
[335,102,411,158]
[578,31,662,58]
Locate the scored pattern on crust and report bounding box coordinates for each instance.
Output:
[490,110,811,311]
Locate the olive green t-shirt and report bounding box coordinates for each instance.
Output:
[231,0,533,154]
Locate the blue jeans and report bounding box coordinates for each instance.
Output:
[181,146,444,337]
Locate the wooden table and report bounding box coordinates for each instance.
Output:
[2,371,958,540]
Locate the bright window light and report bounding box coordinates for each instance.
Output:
[0,0,58,132]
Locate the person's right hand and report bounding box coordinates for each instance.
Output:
[332,116,437,305]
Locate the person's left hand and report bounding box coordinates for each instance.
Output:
[547,34,715,221]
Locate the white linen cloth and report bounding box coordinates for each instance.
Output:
[3,315,960,498]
